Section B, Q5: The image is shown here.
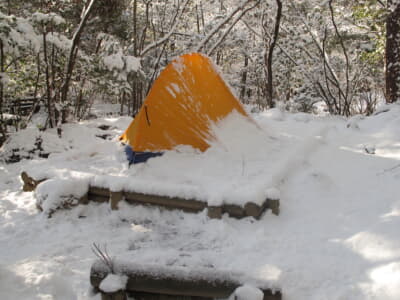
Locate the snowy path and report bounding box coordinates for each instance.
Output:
[1,106,400,299]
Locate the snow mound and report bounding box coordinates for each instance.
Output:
[230,285,264,300]
[35,178,89,215]
[99,274,128,293]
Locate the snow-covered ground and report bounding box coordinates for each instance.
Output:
[1,103,400,299]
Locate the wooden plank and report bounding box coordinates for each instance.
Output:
[88,194,109,203]
[267,199,280,216]
[207,206,222,219]
[222,204,245,219]
[89,186,110,197]
[110,191,123,210]
[124,191,207,213]
[128,291,211,299]
[101,290,127,300]
[244,202,263,219]
[90,263,282,300]
[21,172,279,220]
[88,186,110,203]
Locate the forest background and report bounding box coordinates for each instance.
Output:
[0,0,399,145]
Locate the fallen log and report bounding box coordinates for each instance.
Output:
[90,261,282,300]
[21,172,279,219]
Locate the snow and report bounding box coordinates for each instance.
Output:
[31,12,65,25]
[99,273,127,293]
[1,103,400,299]
[230,285,264,300]
[102,50,140,81]
[35,178,89,216]
[124,56,141,73]
[103,52,125,71]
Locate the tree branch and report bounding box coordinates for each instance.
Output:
[140,0,190,57]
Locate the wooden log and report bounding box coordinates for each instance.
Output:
[101,290,127,300]
[124,191,207,213]
[89,194,109,203]
[79,193,89,205]
[128,291,211,299]
[88,186,110,203]
[21,172,280,220]
[222,204,245,219]
[21,172,46,191]
[244,202,262,218]
[267,199,280,216]
[207,206,222,219]
[89,186,110,197]
[90,263,282,300]
[23,183,35,192]
[110,191,123,210]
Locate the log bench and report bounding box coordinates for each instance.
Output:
[90,261,282,300]
[21,172,280,219]
[5,97,40,116]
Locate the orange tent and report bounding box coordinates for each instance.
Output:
[120,53,249,160]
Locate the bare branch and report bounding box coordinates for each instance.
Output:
[195,0,257,53]
[140,0,190,57]
[208,1,260,56]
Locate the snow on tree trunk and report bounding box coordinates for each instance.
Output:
[386,0,400,103]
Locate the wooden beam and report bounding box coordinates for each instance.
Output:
[22,172,279,220]
[91,262,282,300]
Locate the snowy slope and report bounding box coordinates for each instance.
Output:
[1,104,400,299]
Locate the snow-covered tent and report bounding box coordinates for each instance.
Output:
[120,52,251,163]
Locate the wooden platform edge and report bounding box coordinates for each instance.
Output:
[21,172,280,219]
[90,262,282,300]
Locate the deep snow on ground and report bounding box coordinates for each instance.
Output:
[1,104,400,299]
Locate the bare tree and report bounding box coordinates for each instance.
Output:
[60,0,97,105]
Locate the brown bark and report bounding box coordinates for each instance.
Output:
[386,0,400,103]
[240,54,249,100]
[0,39,6,143]
[264,0,282,109]
[43,29,56,128]
[60,0,97,105]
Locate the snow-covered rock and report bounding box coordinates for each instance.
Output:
[99,274,128,293]
[229,285,264,300]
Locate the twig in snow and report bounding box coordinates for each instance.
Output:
[92,243,115,273]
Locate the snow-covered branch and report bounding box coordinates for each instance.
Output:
[207,1,260,56]
[195,0,257,53]
[140,0,190,57]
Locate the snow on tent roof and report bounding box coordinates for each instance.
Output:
[120,53,251,152]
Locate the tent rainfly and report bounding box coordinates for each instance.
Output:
[120,53,251,164]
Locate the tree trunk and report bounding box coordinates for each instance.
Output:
[60,0,97,105]
[240,54,249,101]
[0,39,7,144]
[264,0,282,109]
[386,0,400,103]
[43,29,56,128]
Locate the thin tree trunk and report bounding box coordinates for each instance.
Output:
[264,0,282,109]
[60,0,97,104]
[240,54,249,101]
[0,39,6,143]
[196,4,201,34]
[133,0,138,57]
[43,29,56,128]
[386,0,400,103]
[329,0,350,116]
